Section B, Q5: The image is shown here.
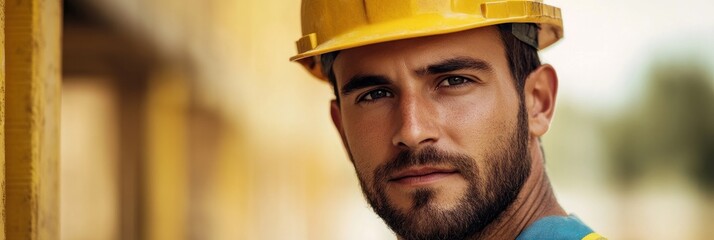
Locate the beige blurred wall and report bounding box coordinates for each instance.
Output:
[63,0,393,239]
[61,78,120,240]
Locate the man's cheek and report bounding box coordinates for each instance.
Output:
[349,135,385,168]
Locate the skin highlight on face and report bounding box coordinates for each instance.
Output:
[328,26,540,239]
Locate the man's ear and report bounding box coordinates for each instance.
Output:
[330,100,348,142]
[524,64,558,137]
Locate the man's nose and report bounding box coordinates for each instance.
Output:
[391,93,440,149]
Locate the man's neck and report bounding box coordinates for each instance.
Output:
[474,140,567,239]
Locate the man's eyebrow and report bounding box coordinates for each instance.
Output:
[340,74,391,96]
[416,57,494,76]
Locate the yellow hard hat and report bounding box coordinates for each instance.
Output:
[290,0,563,80]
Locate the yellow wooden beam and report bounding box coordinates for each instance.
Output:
[146,67,189,240]
[0,0,6,238]
[5,0,61,238]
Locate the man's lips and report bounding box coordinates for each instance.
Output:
[389,167,459,185]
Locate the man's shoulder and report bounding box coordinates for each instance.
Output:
[516,215,607,240]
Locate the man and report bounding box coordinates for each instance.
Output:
[290,1,605,239]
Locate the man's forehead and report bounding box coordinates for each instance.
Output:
[332,26,505,80]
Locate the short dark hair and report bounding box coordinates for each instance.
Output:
[320,23,541,101]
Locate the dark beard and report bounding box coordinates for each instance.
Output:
[355,103,531,240]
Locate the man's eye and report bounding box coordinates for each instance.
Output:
[438,76,471,87]
[358,89,393,102]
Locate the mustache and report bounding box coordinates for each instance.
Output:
[374,146,477,183]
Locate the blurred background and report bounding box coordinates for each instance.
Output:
[59,0,714,239]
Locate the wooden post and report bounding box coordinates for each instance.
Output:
[5,0,61,238]
[145,67,189,240]
[0,0,6,238]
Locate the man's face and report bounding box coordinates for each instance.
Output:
[330,26,532,239]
